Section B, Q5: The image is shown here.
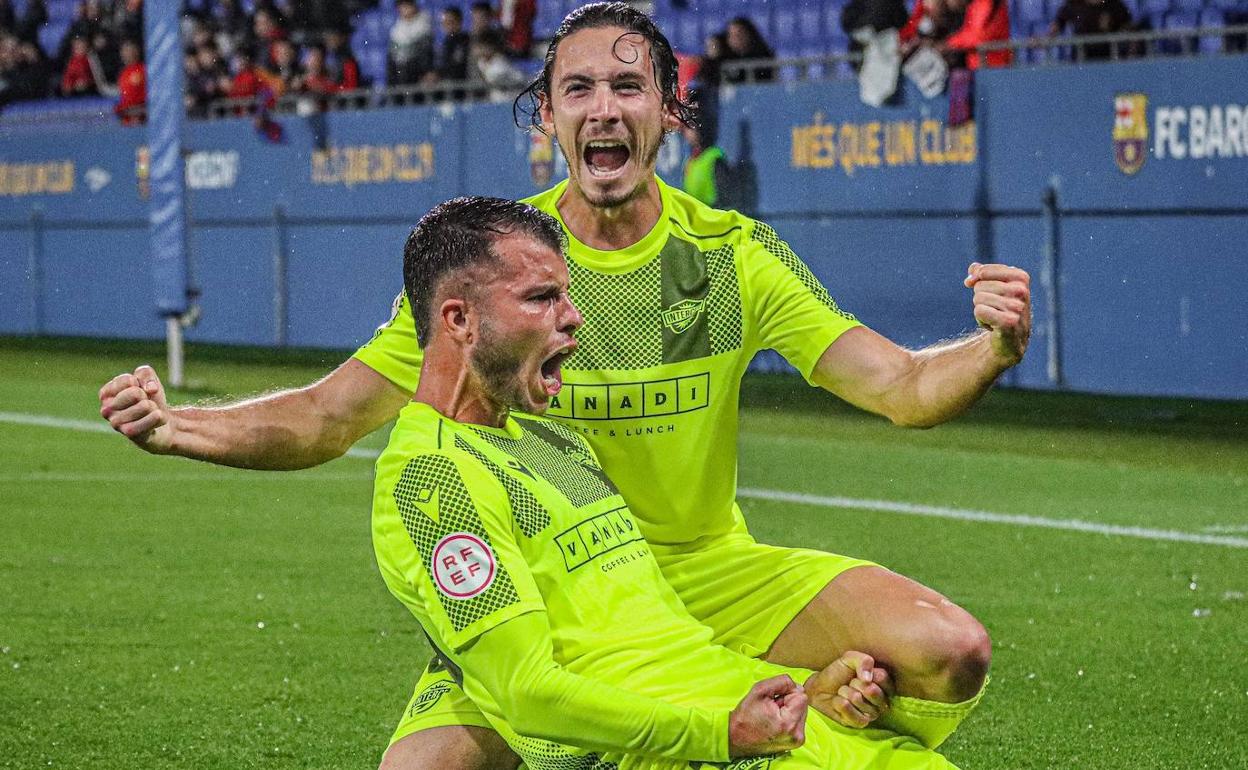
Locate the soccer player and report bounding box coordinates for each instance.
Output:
[373,193,958,770]
[99,4,1031,768]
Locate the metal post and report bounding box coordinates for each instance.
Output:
[166,316,184,388]
[273,204,288,347]
[1041,182,1064,389]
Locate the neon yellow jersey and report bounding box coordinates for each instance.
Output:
[373,402,810,769]
[354,176,862,545]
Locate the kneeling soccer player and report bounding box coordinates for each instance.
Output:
[371,195,959,769]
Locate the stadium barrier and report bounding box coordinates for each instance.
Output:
[0,55,1243,400]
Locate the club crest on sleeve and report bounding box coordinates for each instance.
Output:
[432,533,496,599]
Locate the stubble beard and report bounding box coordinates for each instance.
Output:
[469,320,534,414]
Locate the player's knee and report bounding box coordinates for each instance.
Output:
[921,615,991,702]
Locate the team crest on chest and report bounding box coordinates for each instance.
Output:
[661,297,707,334]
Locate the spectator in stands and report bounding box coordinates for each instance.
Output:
[228,48,264,102]
[289,0,352,47]
[1048,0,1134,60]
[940,0,1012,69]
[469,1,499,47]
[471,31,523,101]
[323,26,360,89]
[114,0,143,47]
[264,37,302,95]
[721,16,775,83]
[13,39,53,101]
[901,0,1011,69]
[387,0,433,86]
[247,8,288,67]
[114,38,145,125]
[60,36,98,96]
[681,119,736,210]
[499,0,536,58]
[64,1,106,54]
[298,44,340,95]
[90,28,120,85]
[15,0,48,46]
[842,0,910,64]
[213,0,250,56]
[187,44,230,116]
[428,6,471,83]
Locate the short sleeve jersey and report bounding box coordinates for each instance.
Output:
[372,402,798,770]
[355,177,862,545]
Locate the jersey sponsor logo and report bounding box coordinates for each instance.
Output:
[408,681,452,716]
[431,533,496,599]
[547,373,710,421]
[661,298,707,335]
[553,506,645,572]
[1114,93,1148,175]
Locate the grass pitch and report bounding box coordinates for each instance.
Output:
[1,337,1245,769]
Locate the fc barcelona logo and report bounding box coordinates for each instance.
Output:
[661,298,706,334]
[1113,93,1148,175]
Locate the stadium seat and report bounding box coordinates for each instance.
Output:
[1161,9,1201,53]
[1015,0,1049,26]
[1199,8,1226,52]
[1140,0,1173,17]
[773,7,800,46]
[1170,0,1204,11]
[1209,0,1247,10]
[37,21,68,56]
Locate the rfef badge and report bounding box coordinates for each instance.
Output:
[1113,93,1148,175]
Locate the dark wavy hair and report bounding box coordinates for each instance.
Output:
[403,196,566,346]
[513,2,696,134]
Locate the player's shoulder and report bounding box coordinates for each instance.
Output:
[511,411,593,453]
[662,179,766,252]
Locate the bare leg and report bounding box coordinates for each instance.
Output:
[379,726,521,770]
[764,566,990,703]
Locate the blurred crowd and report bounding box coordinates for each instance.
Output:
[0,0,536,120]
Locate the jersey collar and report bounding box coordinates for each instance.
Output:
[550,176,672,274]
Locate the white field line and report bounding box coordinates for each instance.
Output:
[5,411,1246,550]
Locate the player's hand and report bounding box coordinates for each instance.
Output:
[805,651,893,729]
[98,364,174,453]
[728,674,808,757]
[964,262,1031,366]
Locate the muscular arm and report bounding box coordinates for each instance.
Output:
[462,611,731,761]
[101,359,411,470]
[812,263,1030,428]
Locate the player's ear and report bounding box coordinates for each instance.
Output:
[538,93,555,136]
[439,297,472,345]
[661,102,681,133]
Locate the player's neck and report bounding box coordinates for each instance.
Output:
[558,177,662,252]
[414,351,509,429]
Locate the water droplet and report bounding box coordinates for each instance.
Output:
[172,665,181,672]
[1,646,9,654]
[1077,669,1084,676]
[256,593,265,601]
[12,662,20,670]
[257,621,266,629]
[292,622,301,631]
[1027,672,1036,679]
[1192,608,1212,618]
[1189,581,1198,591]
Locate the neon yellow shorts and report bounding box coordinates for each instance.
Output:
[390,534,876,746]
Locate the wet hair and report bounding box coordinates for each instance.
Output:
[513,1,695,133]
[403,197,567,346]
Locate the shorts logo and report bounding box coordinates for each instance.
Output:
[432,533,496,599]
[1113,92,1148,175]
[661,298,707,334]
[408,681,452,716]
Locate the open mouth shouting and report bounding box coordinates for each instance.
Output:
[539,345,575,398]
[583,139,632,179]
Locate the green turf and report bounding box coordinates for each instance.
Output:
[2,338,1246,769]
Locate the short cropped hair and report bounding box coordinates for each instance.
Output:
[402,196,566,346]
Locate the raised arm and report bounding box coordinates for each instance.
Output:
[811,262,1031,428]
[99,358,411,469]
[459,610,807,760]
